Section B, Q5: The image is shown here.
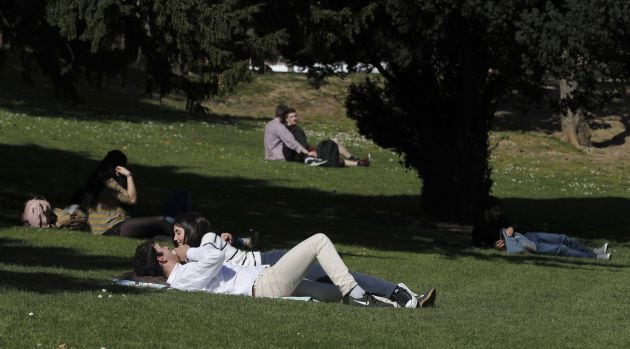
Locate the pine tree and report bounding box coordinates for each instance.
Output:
[2,0,286,110]
[272,0,630,242]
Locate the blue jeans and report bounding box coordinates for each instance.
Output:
[524,232,596,258]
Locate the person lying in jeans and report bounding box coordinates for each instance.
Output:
[495,227,610,259]
[133,233,437,308]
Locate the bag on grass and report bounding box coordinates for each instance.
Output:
[316,140,342,167]
[22,196,55,228]
[53,205,88,230]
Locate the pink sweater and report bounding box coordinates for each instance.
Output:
[264,118,306,160]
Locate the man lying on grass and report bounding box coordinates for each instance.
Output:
[496,227,611,259]
[173,211,432,308]
[133,233,437,307]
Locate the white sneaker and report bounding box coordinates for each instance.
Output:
[304,157,328,167]
[593,242,608,255]
[596,253,611,260]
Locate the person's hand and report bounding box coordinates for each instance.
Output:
[307,150,318,157]
[173,244,190,263]
[495,239,506,250]
[221,232,233,244]
[115,166,132,178]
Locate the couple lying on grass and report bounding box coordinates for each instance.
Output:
[133,212,437,308]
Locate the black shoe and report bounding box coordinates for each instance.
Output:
[344,293,395,307]
[357,158,370,167]
[390,284,418,308]
[417,288,437,308]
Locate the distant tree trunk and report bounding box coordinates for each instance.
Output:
[558,79,591,147]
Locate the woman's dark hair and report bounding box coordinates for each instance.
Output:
[174,212,212,247]
[85,150,128,206]
[133,240,163,277]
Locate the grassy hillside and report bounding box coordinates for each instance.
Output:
[0,65,629,348]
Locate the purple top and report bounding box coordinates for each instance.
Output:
[264,118,306,160]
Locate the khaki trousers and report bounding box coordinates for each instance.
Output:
[253,233,358,298]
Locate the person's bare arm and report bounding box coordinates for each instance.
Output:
[115,166,137,204]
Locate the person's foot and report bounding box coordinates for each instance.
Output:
[304,157,328,166]
[344,293,395,307]
[416,288,437,308]
[593,242,608,255]
[390,283,418,308]
[597,253,611,260]
[357,157,370,167]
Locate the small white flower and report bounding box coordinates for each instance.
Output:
[98,295,103,299]
[102,289,107,293]
[28,312,34,316]
[108,295,112,298]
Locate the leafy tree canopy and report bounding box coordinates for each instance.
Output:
[271,0,630,242]
[1,0,286,109]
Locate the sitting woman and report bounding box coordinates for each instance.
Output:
[282,107,369,167]
[495,227,610,259]
[171,212,436,308]
[83,150,171,238]
[264,104,319,162]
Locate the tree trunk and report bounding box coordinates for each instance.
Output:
[418,105,492,223]
[558,79,592,147]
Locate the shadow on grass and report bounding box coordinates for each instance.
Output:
[0,269,109,293]
[1,143,629,294]
[441,247,628,272]
[493,87,630,148]
[0,236,130,271]
[501,197,630,242]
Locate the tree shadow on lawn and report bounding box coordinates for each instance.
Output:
[494,87,630,148]
[0,236,130,271]
[442,247,629,272]
[500,197,630,243]
[0,268,162,295]
[0,269,111,293]
[1,144,629,268]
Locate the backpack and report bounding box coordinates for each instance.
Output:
[316,140,342,167]
[22,197,55,228]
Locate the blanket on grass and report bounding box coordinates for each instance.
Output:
[112,272,315,301]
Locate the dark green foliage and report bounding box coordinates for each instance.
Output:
[274,0,630,232]
[1,0,285,111]
[277,1,531,223]
[517,0,630,114]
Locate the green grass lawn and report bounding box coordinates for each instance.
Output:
[1,66,629,348]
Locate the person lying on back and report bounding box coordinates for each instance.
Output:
[495,227,610,259]
[134,232,436,308]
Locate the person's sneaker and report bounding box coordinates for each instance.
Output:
[390,283,418,308]
[357,157,370,167]
[416,288,437,308]
[304,157,328,167]
[344,293,395,307]
[596,253,611,260]
[593,242,608,255]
